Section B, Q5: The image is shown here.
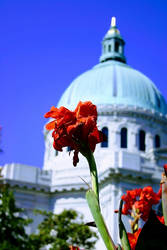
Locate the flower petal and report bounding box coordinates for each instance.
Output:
[45,120,56,130]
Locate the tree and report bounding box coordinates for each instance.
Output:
[0,184,98,250]
[0,185,32,250]
[30,209,98,250]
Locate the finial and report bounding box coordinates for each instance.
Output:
[111,17,116,27]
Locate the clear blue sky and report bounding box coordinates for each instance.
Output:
[0,0,167,168]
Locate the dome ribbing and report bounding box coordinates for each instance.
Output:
[57,18,167,115]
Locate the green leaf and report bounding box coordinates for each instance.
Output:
[86,189,116,250]
[118,199,131,250]
[162,179,167,225]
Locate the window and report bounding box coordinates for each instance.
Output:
[67,146,71,152]
[108,44,111,52]
[155,134,160,148]
[121,127,127,148]
[139,130,145,151]
[55,150,58,156]
[115,41,119,52]
[101,127,108,147]
[103,45,106,53]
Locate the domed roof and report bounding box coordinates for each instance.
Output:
[58,18,167,115]
[58,61,167,114]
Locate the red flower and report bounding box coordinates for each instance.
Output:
[69,247,80,250]
[134,200,150,221]
[122,188,142,215]
[136,186,160,221]
[140,186,160,203]
[122,186,161,221]
[157,215,165,224]
[127,228,141,250]
[44,101,104,166]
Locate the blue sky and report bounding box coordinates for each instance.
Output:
[0,0,167,167]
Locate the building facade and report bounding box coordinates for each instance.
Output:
[2,18,167,249]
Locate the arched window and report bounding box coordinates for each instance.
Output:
[67,146,71,152]
[101,127,108,148]
[155,134,161,148]
[121,127,127,148]
[115,41,119,52]
[103,45,106,53]
[139,130,145,151]
[108,44,111,52]
[55,150,58,156]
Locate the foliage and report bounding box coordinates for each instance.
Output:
[30,209,98,250]
[0,185,32,250]
[0,184,97,249]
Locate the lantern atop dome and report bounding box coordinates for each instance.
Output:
[100,17,126,63]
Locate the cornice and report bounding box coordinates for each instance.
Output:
[97,104,167,125]
[1,169,160,194]
[0,179,50,193]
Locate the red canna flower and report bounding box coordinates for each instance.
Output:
[121,188,142,215]
[44,101,104,166]
[133,186,160,221]
[127,228,141,250]
[122,186,161,221]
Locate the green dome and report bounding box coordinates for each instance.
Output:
[58,18,167,115]
[58,60,167,115]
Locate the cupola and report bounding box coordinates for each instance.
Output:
[57,17,167,115]
[100,17,126,63]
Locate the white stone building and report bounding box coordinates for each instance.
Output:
[1,18,167,248]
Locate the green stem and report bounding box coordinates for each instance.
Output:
[118,200,131,250]
[84,149,116,249]
[85,149,99,204]
[162,181,167,225]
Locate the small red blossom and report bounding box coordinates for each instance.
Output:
[121,188,142,215]
[69,247,80,250]
[122,186,161,221]
[157,215,165,224]
[44,101,104,166]
[127,228,141,250]
[136,186,160,221]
